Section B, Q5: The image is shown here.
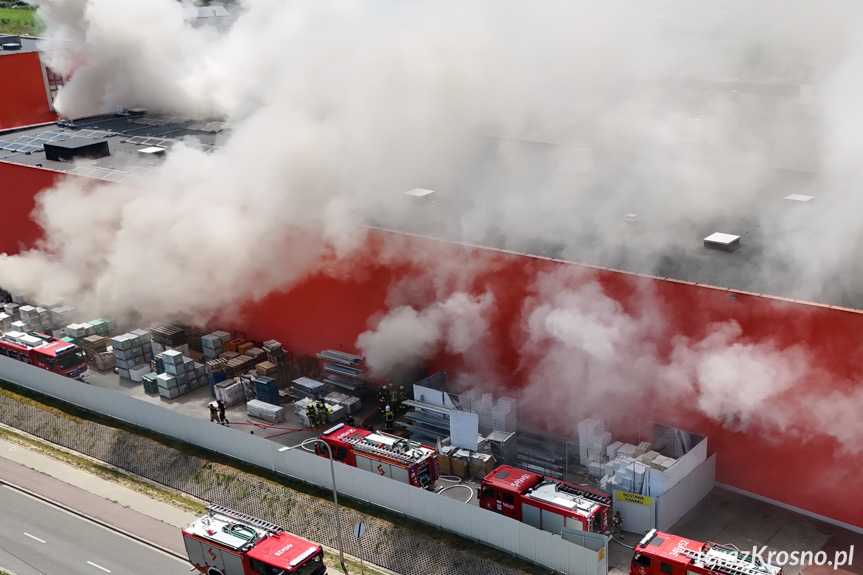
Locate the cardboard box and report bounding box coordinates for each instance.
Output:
[438,454,452,476]
[450,457,468,478]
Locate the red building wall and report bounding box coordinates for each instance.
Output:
[0,52,57,130]
[3,160,862,530]
[0,162,65,253]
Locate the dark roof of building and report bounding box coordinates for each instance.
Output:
[0,112,225,185]
[0,36,40,56]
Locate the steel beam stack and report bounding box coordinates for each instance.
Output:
[317,349,365,391]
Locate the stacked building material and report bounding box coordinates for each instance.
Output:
[292,376,325,398]
[3,302,20,319]
[236,341,253,355]
[214,379,245,406]
[49,306,74,329]
[94,351,116,371]
[111,331,154,380]
[246,399,285,423]
[317,349,365,391]
[206,359,229,398]
[323,391,362,414]
[88,318,113,337]
[491,396,517,432]
[149,323,188,356]
[161,350,208,395]
[264,340,291,387]
[225,338,245,353]
[18,306,40,331]
[153,353,165,375]
[0,313,12,331]
[186,330,206,353]
[294,397,313,415]
[142,372,159,394]
[244,347,266,363]
[487,430,517,466]
[201,331,230,360]
[253,376,280,406]
[224,355,255,378]
[82,335,108,364]
[65,322,96,346]
[578,418,613,467]
[255,361,277,378]
[129,363,151,382]
[156,373,180,399]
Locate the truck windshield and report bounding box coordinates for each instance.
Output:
[56,349,84,370]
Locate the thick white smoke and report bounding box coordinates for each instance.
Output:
[356,291,494,377]
[513,268,863,450]
[3,0,863,447]
[4,0,863,320]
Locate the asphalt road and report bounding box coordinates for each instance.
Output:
[0,485,189,575]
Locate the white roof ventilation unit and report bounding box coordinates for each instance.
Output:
[704,232,740,252]
[137,146,166,159]
[404,188,436,204]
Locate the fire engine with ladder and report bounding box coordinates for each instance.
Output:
[316,423,440,488]
[0,330,87,379]
[631,529,782,575]
[479,465,612,534]
[182,504,327,575]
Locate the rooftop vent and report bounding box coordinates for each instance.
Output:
[404,188,436,204]
[44,138,110,162]
[704,232,740,252]
[0,35,21,50]
[623,213,639,233]
[137,146,166,158]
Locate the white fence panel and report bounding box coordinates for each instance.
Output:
[448,498,480,539]
[656,454,716,531]
[517,521,541,564]
[614,491,656,533]
[489,514,521,555]
[468,503,492,541]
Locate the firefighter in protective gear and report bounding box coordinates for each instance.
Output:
[384,404,395,432]
[397,385,407,412]
[612,511,623,537]
[306,404,316,427]
[316,401,327,426]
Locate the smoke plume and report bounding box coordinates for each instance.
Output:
[356,291,494,378]
[3,1,863,447]
[4,0,863,318]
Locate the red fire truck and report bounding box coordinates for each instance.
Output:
[0,330,87,379]
[316,423,440,488]
[182,504,327,575]
[479,465,611,534]
[631,530,782,575]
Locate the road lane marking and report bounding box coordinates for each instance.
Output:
[87,561,111,573]
[23,532,45,543]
